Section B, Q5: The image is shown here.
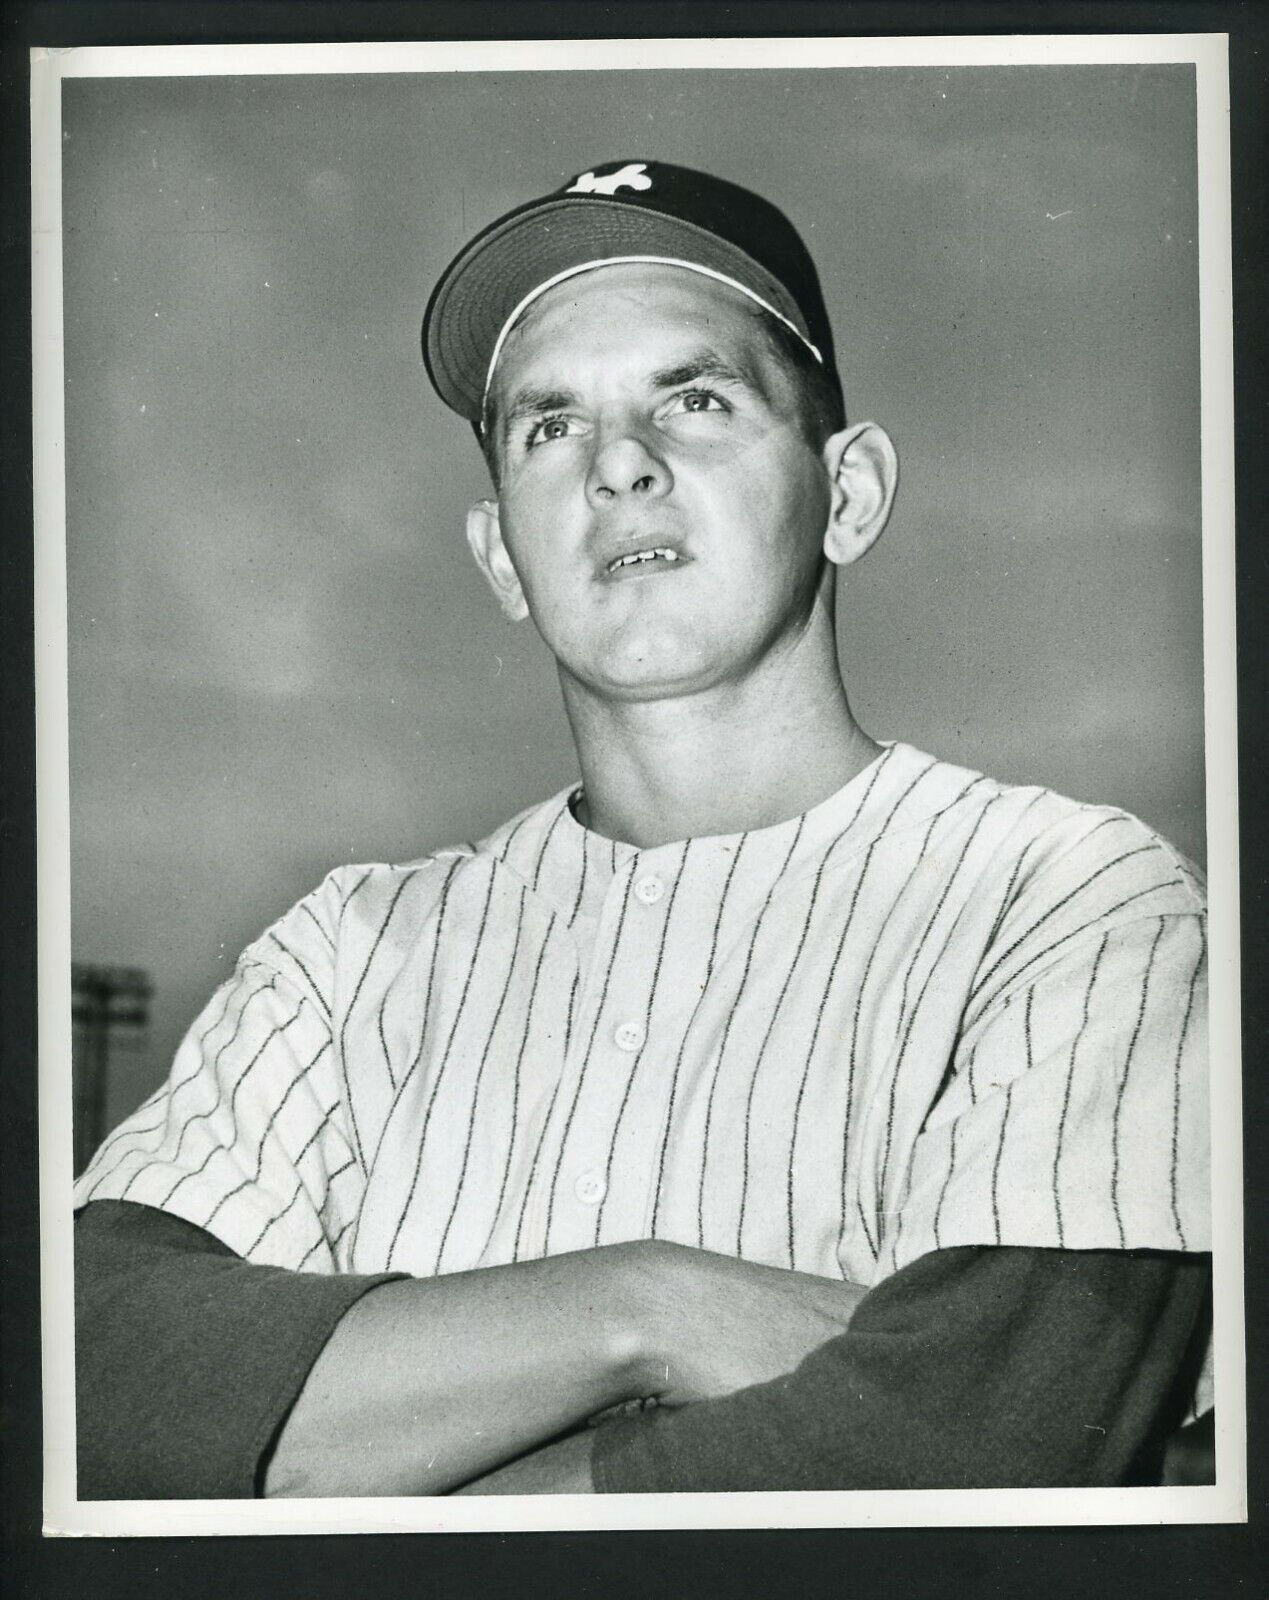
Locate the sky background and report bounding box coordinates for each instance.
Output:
[61,63,1204,1128]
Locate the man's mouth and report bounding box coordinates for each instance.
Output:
[604,546,686,576]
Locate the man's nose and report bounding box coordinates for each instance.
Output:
[585,428,673,505]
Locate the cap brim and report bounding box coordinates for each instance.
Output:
[423,196,814,422]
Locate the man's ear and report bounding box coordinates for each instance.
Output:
[821,421,899,567]
[465,499,529,621]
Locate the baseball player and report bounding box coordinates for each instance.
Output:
[74,160,1212,1498]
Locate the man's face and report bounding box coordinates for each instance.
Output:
[479,264,837,704]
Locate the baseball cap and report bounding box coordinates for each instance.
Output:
[422,159,844,430]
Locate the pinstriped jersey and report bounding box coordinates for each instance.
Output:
[75,742,1210,1399]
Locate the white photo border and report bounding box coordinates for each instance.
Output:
[32,31,1243,1536]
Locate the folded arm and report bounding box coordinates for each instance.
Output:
[74,1200,863,1497]
[76,1201,1209,1499]
[263,1229,863,1494]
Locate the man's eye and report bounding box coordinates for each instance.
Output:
[526,414,574,447]
[671,389,728,415]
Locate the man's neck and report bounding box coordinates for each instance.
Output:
[561,641,879,850]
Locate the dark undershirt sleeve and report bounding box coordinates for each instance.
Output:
[591,1245,1211,1492]
[74,1200,406,1500]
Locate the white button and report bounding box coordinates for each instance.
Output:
[634,874,665,905]
[614,1020,645,1052]
[575,1171,607,1205]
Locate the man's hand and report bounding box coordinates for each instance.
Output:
[623,1242,867,1407]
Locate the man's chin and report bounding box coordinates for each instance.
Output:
[559,647,725,707]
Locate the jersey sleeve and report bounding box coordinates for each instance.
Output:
[73,870,364,1273]
[885,912,1209,1268]
[875,810,1211,1412]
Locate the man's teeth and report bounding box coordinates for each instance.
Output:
[608,547,681,572]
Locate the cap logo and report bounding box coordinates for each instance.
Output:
[566,162,652,197]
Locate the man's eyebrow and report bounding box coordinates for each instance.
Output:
[500,385,578,427]
[649,349,766,394]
